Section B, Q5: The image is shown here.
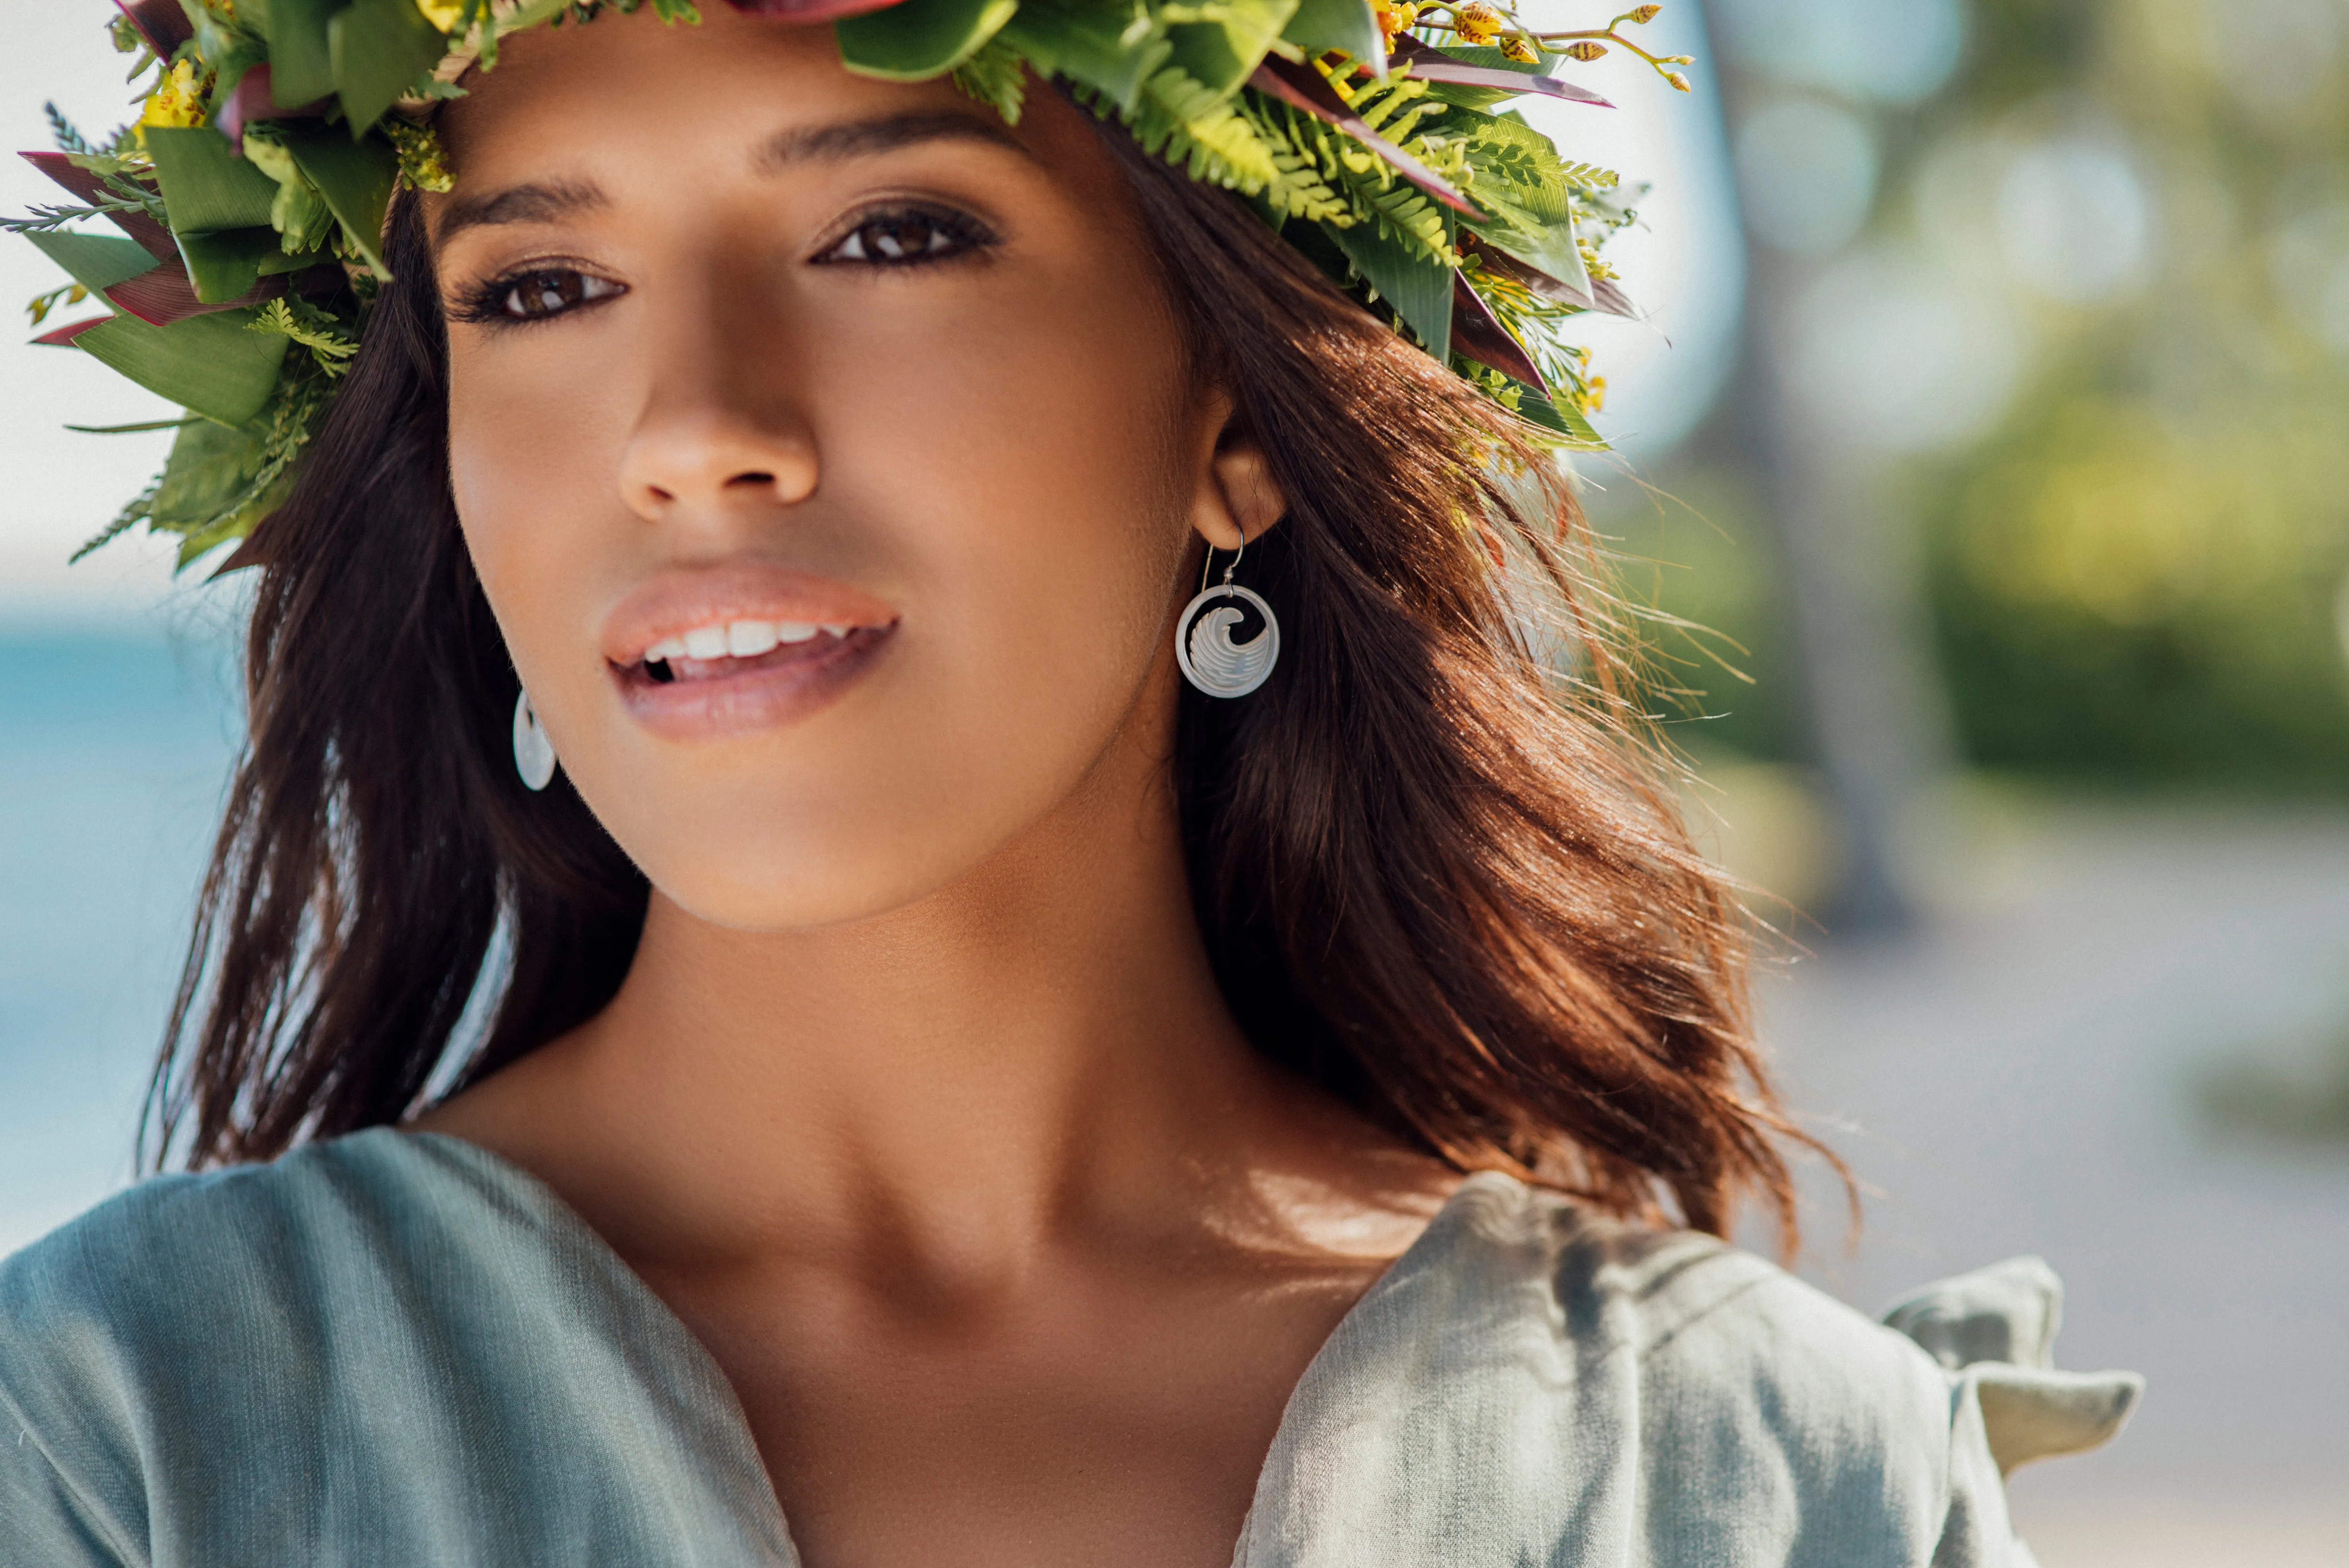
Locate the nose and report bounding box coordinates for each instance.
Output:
[616,323,820,525]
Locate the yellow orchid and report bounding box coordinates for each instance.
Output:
[416,0,464,30]
[1453,4,1503,45]
[137,59,207,135]
[1373,0,1419,50]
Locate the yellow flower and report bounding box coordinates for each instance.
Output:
[1627,4,1663,23]
[416,0,463,30]
[1564,40,1607,61]
[1454,3,1502,45]
[1373,0,1419,48]
[137,59,206,134]
[1499,33,1538,62]
[1585,374,1606,413]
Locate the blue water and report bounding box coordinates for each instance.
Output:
[0,623,245,1253]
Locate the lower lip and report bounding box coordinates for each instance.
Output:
[613,624,895,741]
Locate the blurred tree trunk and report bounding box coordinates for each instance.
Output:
[1702,16,1957,937]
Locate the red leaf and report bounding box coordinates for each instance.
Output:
[724,0,909,17]
[1388,36,1613,108]
[212,533,273,577]
[114,0,193,59]
[218,67,328,149]
[1248,57,1483,219]
[1452,271,1547,392]
[105,265,283,327]
[21,151,178,261]
[32,315,112,346]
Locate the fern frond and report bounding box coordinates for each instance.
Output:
[247,299,360,377]
[73,474,159,563]
[952,36,1029,124]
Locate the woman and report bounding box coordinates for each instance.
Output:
[2,1,2136,1563]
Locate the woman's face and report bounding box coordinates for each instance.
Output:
[432,8,1267,928]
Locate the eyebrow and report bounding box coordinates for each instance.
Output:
[435,178,607,246]
[752,110,1034,172]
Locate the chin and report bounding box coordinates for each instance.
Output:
[617,804,993,934]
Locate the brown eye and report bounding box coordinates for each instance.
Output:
[489,269,624,321]
[818,207,989,265]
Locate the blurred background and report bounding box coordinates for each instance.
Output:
[4,1,2345,1561]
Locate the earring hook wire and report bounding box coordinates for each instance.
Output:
[1199,535,1246,598]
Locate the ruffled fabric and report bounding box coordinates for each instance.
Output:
[1882,1255,2144,1474]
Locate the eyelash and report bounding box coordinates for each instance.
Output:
[449,267,625,326]
[813,202,997,267]
[447,203,997,326]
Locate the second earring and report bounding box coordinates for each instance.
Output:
[1176,544,1279,699]
[512,688,558,791]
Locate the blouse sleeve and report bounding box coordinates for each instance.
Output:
[1615,1228,2142,1568]
[0,1406,134,1568]
[0,1198,170,1568]
[1879,1256,2145,1567]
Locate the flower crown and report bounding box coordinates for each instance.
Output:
[14,0,1686,567]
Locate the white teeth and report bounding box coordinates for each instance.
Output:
[645,619,850,664]
[726,620,779,657]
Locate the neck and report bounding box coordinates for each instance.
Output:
[442,714,1303,1288]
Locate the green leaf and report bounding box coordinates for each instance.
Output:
[70,308,291,426]
[21,230,160,294]
[144,127,281,233]
[176,226,282,302]
[1513,388,1603,446]
[1281,0,1379,64]
[328,0,449,134]
[1000,0,1169,112]
[1330,217,1452,359]
[150,415,268,529]
[284,128,398,274]
[1164,0,1299,98]
[65,417,200,434]
[259,0,350,107]
[257,245,334,277]
[838,0,1020,81]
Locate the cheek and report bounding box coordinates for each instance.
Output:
[444,323,654,804]
[446,329,644,609]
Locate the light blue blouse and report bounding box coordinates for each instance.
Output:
[0,1130,2139,1566]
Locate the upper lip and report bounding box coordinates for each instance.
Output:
[602,562,900,666]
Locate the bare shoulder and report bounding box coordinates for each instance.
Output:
[1224,1069,1469,1271]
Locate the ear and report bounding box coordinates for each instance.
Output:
[1189,389,1287,552]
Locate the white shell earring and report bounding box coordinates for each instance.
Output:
[512,688,557,791]
[1176,541,1279,699]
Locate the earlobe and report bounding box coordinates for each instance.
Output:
[1194,403,1287,551]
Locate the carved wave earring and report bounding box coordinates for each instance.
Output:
[1175,539,1280,698]
[512,688,557,791]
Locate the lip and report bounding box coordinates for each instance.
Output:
[603,562,900,741]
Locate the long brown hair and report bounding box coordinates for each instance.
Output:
[155,106,1821,1244]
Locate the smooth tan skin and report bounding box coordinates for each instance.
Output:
[413,9,1458,1565]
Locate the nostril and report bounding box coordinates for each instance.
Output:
[725,471,776,489]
